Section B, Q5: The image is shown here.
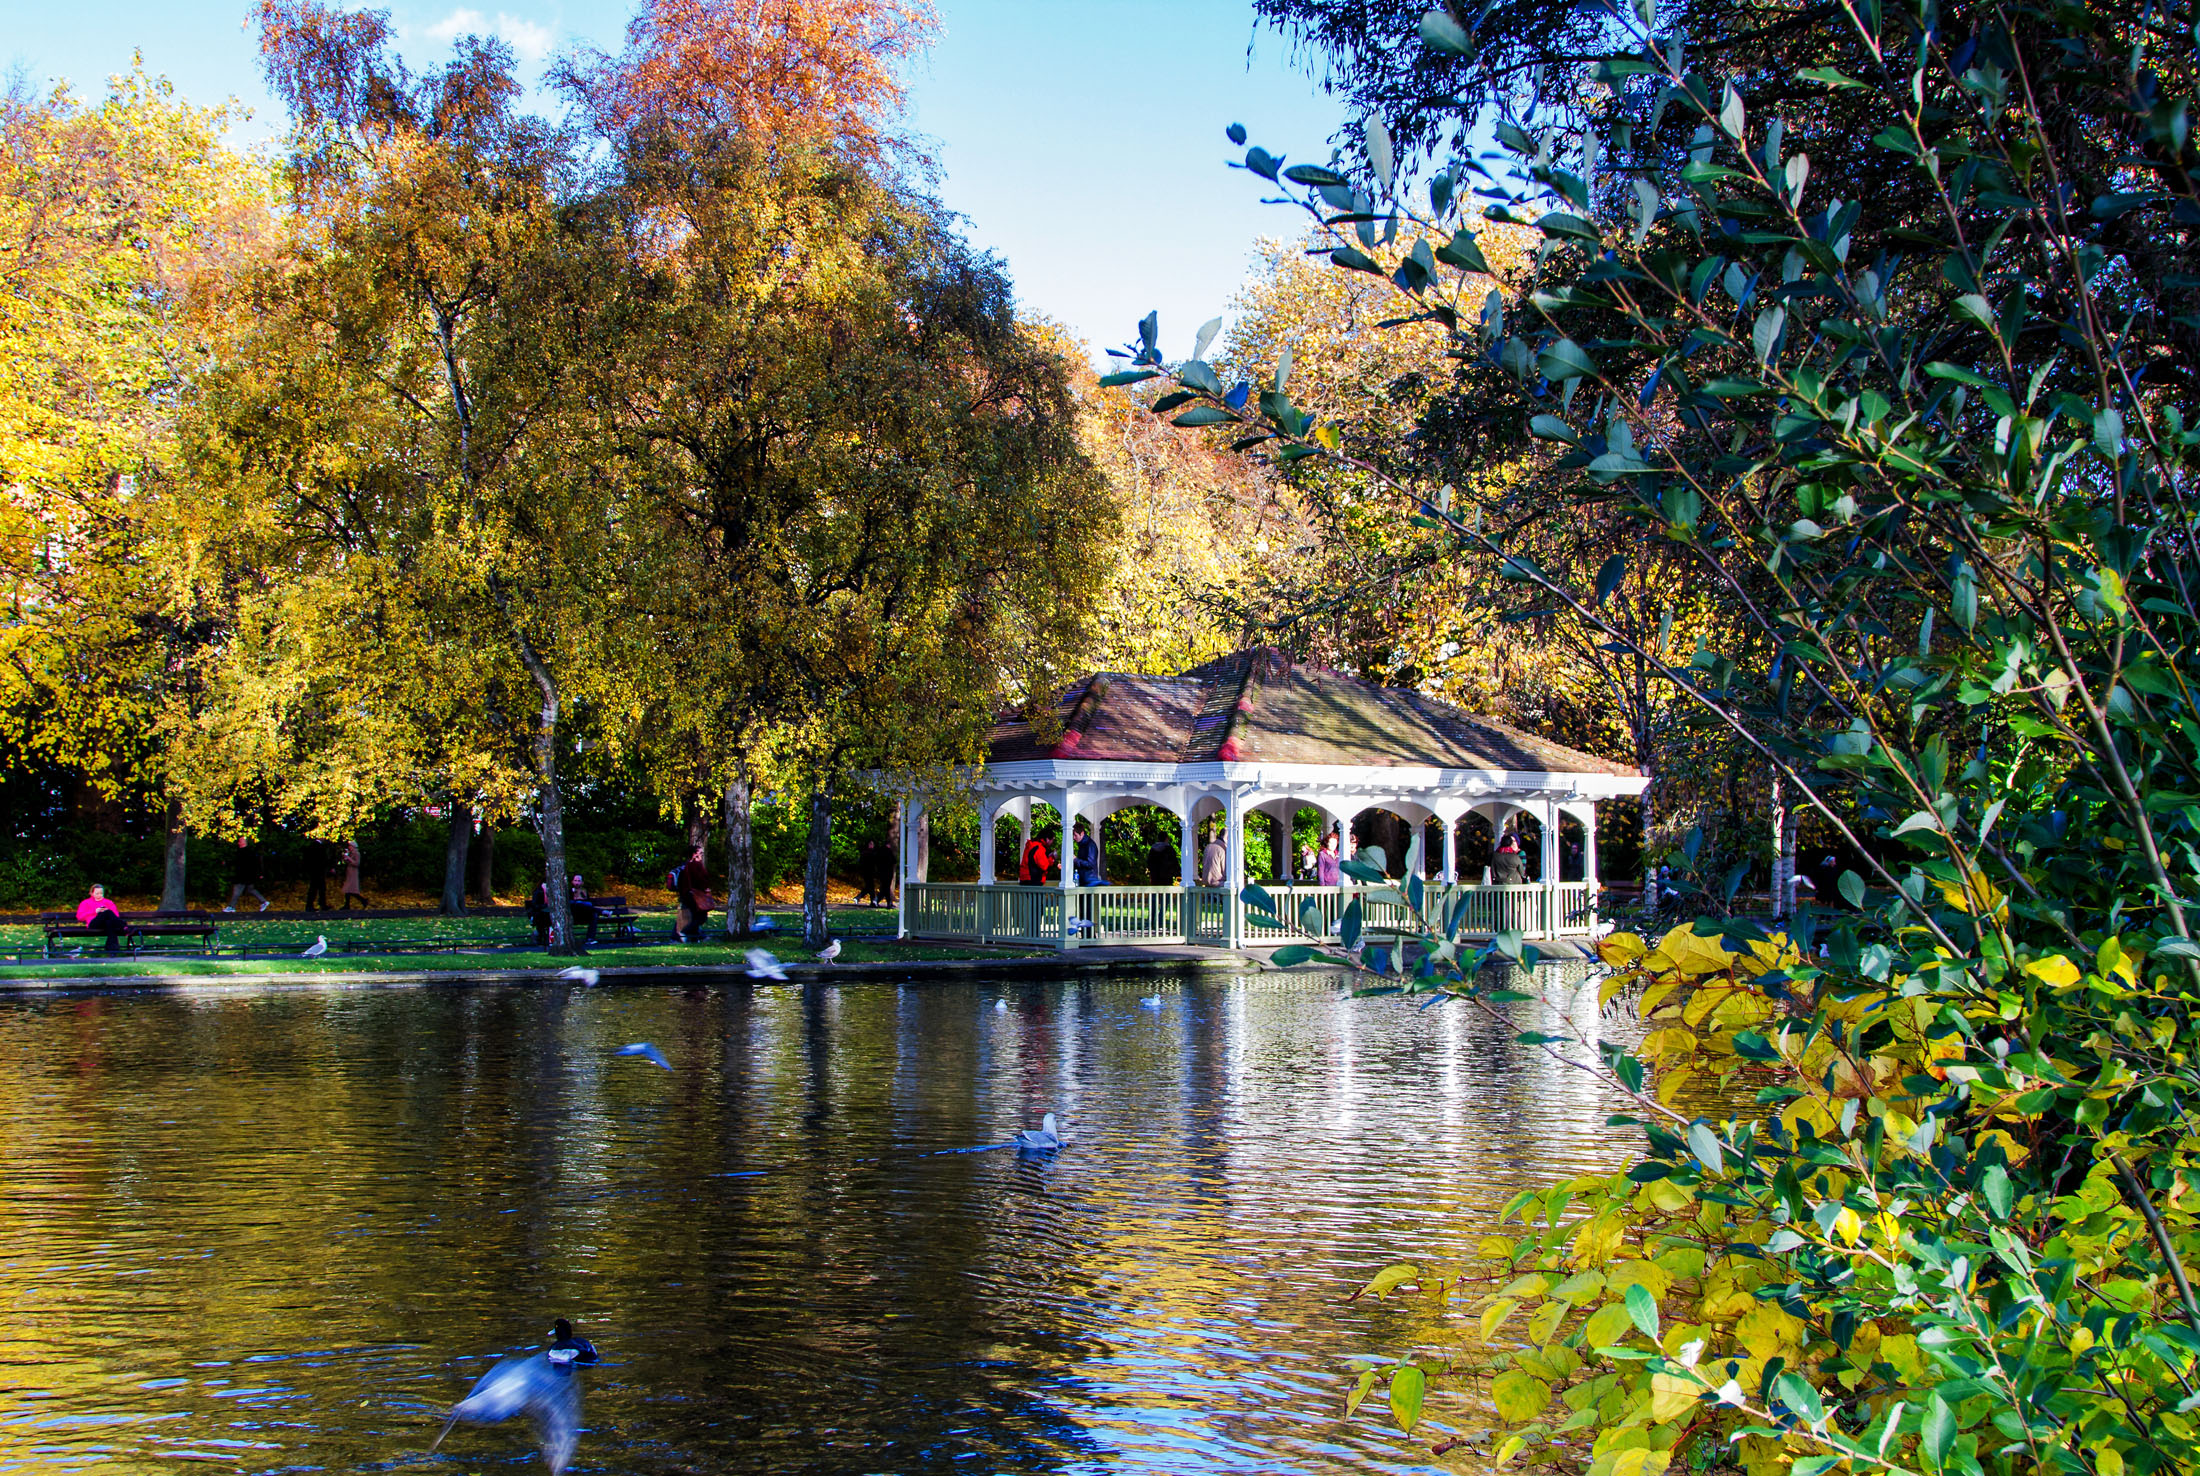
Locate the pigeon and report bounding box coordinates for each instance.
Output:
[1014,1112,1063,1151]
[556,966,600,985]
[430,1330,589,1476]
[743,949,788,981]
[301,936,328,958]
[816,938,842,965]
[614,1043,671,1070]
[994,999,1008,1013]
[1139,995,1163,1009]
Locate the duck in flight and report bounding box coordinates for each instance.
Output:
[431,1321,598,1474]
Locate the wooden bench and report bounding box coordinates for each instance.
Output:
[523,896,641,945]
[42,910,220,957]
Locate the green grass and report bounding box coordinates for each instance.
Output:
[0,906,998,979]
[0,931,1045,979]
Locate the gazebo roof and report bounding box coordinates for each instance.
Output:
[986,647,1638,778]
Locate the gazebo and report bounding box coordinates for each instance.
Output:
[891,648,1647,950]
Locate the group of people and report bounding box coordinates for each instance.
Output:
[1011,822,1352,888]
[221,836,367,913]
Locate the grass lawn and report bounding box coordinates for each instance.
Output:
[0,932,1046,979]
[0,906,1015,979]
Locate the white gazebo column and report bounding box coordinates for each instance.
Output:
[1057,788,1078,948]
[1582,802,1600,929]
[978,797,1000,885]
[1540,799,1561,935]
[1225,788,1247,948]
[895,799,909,938]
[1441,815,1460,885]
[1179,805,1199,889]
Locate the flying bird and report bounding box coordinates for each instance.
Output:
[301,936,328,957]
[614,1043,671,1070]
[430,1332,589,1475]
[743,949,788,981]
[1014,1113,1063,1152]
[555,966,599,985]
[816,938,842,965]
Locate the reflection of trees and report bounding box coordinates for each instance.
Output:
[0,969,1638,1471]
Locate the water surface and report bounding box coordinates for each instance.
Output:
[0,969,1633,1474]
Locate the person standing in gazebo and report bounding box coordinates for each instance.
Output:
[1199,827,1226,888]
[1316,831,1342,887]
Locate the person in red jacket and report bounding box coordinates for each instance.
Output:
[76,884,126,956]
[1018,834,1055,886]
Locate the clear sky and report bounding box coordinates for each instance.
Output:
[7,0,1345,362]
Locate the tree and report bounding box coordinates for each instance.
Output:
[1151,0,2200,1467]
[0,67,272,905]
[213,0,622,952]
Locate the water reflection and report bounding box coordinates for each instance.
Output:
[0,967,1636,1474]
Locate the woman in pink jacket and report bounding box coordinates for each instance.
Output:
[76,884,125,956]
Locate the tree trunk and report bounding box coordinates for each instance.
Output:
[472,825,497,904]
[723,760,755,938]
[1771,776,1800,920]
[684,791,710,857]
[514,634,576,954]
[441,802,472,916]
[161,801,188,911]
[802,774,835,950]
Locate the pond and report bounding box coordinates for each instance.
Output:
[0,968,1635,1475]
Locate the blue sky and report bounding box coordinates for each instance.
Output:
[8,0,1345,361]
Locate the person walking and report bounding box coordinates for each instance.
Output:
[339,840,366,910]
[225,837,270,913]
[673,847,713,942]
[1315,831,1342,887]
[76,883,127,955]
[302,836,331,912]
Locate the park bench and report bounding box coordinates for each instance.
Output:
[520,895,643,946]
[41,910,220,958]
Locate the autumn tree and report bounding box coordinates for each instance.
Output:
[0,67,272,905]
[200,0,627,950]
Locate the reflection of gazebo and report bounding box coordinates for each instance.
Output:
[893,648,1647,950]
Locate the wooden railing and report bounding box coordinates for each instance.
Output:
[902,880,1600,949]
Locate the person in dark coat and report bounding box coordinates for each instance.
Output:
[1492,833,1529,886]
[302,837,331,912]
[1071,822,1100,887]
[225,838,269,912]
[1147,835,1177,885]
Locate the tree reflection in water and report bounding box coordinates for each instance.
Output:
[0,967,1634,1473]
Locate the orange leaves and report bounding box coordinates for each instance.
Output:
[568,0,938,160]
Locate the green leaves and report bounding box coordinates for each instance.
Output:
[1418,8,1474,54]
[1389,1364,1426,1432]
[1537,338,1598,382]
[1623,1282,1660,1340]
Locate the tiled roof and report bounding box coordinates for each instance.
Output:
[987,648,1639,777]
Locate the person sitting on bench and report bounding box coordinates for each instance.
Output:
[567,873,599,945]
[76,884,126,956]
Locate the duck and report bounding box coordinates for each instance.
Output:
[1014,1113,1062,1151]
[545,1318,598,1367]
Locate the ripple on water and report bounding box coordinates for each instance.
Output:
[0,967,1635,1474]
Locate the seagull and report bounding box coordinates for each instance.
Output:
[614,1043,671,1070]
[1014,1113,1062,1151]
[994,999,1008,1013]
[744,948,788,981]
[430,1329,589,1476]
[555,966,599,985]
[1139,995,1163,1009]
[816,938,842,965]
[301,936,328,957]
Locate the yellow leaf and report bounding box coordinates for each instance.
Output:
[1583,1300,1636,1346]
[1598,932,1648,968]
[1832,1206,1863,1244]
[2024,953,2082,990]
[1496,1436,1527,1466]
[1735,1303,1805,1358]
[1610,1447,1673,1476]
[1491,1369,1553,1423]
[1654,925,1740,977]
[1481,1297,1521,1340]
[1936,868,2007,919]
[1607,1259,1673,1298]
[2098,1447,2125,1476]
[1650,1372,1699,1422]
[1528,1299,1568,1344]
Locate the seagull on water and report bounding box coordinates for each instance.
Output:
[816,938,842,965]
[301,936,328,957]
[556,966,600,985]
[994,999,1008,1013]
[614,1043,671,1070]
[744,949,788,981]
[1014,1113,1063,1151]
[1139,995,1163,1009]
[431,1321,596,1475]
